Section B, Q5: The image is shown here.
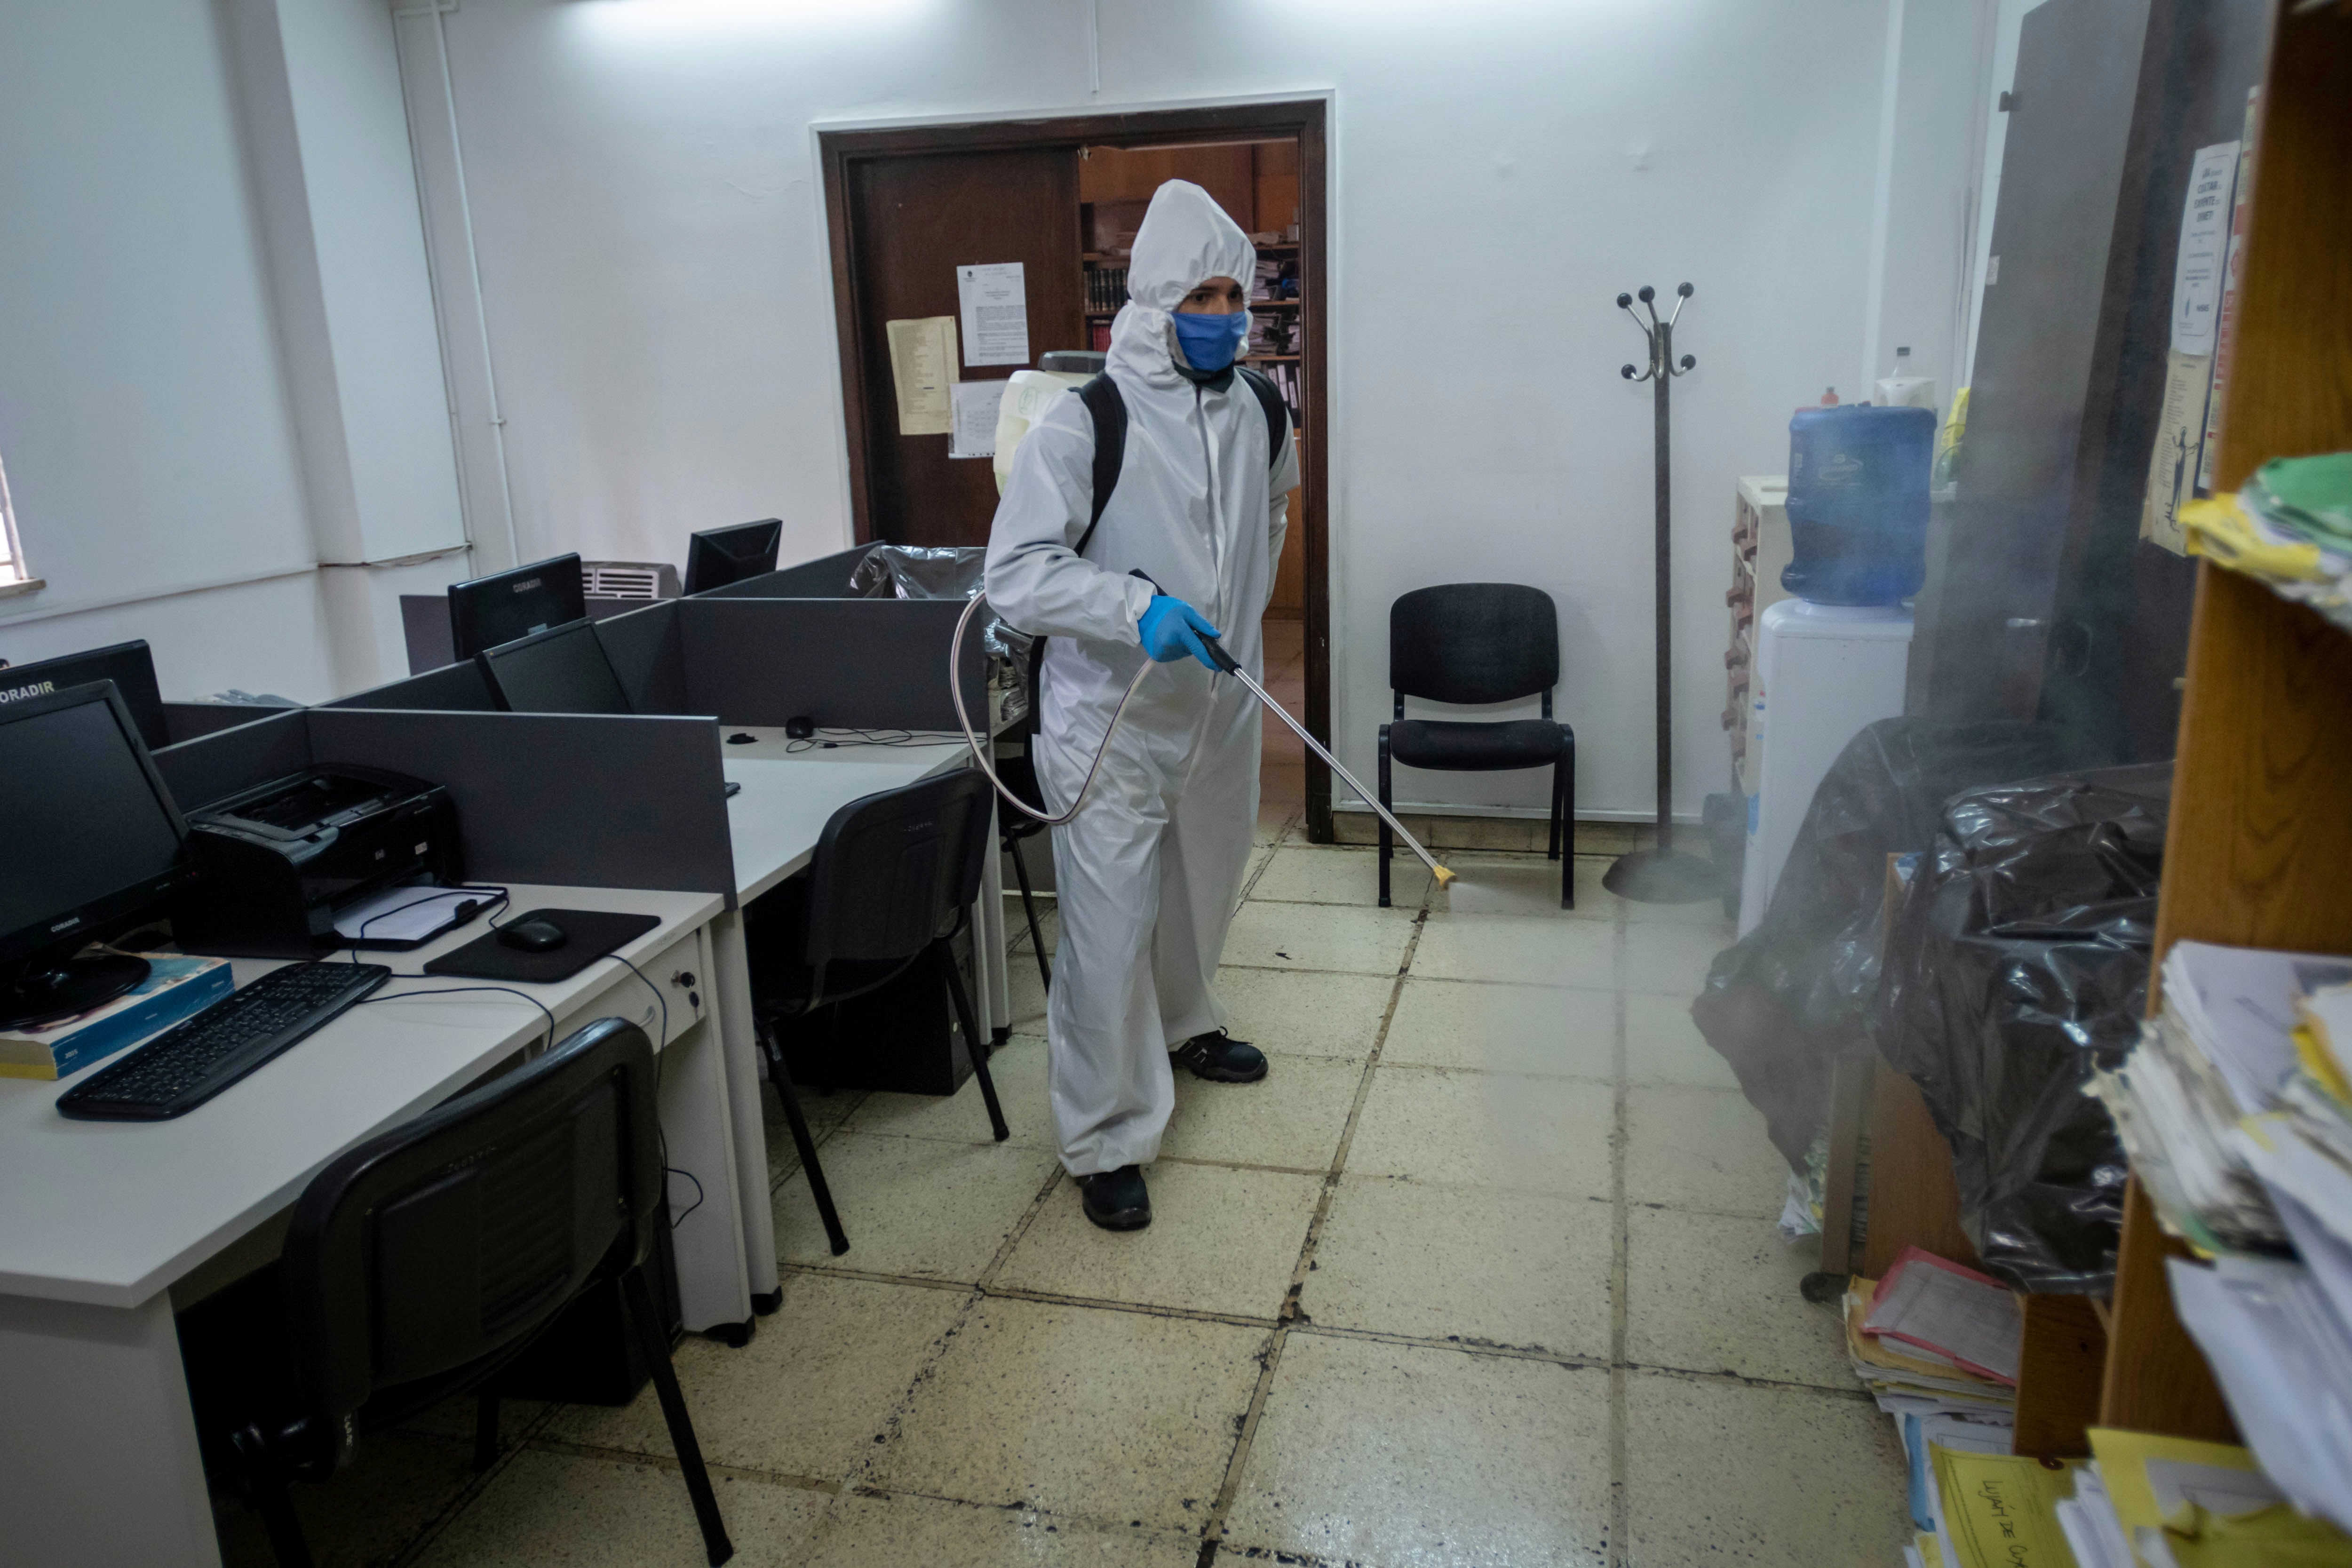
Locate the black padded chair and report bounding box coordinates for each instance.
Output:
[1378,584,1576,908]
[749,768,1010,1258]
[176,1018,732,1568]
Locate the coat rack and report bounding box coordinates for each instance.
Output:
[1602,283,1719,904]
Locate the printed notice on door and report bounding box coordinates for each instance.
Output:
[885,316,957,436]
[957,263,1030,367]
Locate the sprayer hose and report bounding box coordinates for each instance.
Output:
[950,591,1154,828]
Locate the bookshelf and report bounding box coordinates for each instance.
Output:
[2010,0,2352,1455]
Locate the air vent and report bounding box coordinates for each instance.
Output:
[580,561,680,600]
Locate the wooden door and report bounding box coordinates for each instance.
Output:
[838,147,1084,547]
[1911,0,2150,722]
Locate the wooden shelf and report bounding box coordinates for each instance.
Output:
[1245,354,1301,363]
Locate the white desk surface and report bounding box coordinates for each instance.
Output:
[723,726,978,904]
[0,884,723,1310]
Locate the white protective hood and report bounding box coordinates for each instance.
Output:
[1106,180,1256,390]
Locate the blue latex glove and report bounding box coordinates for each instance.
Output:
[1138,595,1223,670]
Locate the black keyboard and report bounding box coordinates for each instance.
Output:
[58,962,391,1121]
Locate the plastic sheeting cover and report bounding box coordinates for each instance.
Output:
[1873,763,2168,1294]
[847,545,1036,724]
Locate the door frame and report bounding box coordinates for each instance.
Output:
[817,96,1335,842]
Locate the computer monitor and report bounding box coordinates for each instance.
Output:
[475,620,634,715]
[0,681,202,1028]
[0,640,169,750]
[683,519,783,595]
[446,554,587,661]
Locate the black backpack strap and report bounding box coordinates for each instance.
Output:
[1075,374,1127,556]
[1236,366,1291,466]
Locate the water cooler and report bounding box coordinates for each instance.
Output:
[1735,403,1932,933]
[1736,600,1914,934]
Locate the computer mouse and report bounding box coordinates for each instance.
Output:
[497,918,568,954]
[727,732,757,745]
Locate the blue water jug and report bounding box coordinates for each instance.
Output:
[1782,405,1934,605]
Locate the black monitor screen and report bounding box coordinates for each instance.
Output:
[478,621,633,715]
[0,689,191,960]
[684,519,783,595]
[448,554,586,661]
[0,641,168,750]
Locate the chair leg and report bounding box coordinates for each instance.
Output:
[621,1267,735,1568]
[1547,760,1563,861]
[754,1019,849,1256]
[1377,730,1394,907]
[1558,736,1577,910]
[472,1392,501,1472]
[230,1425,316,1568]
[1007,835,1051,991]
[940,942,1010,1142]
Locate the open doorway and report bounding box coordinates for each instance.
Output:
[817,99,1333,839]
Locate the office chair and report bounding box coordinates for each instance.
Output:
[1378,584,1576,908]
[997,637,1054,992]
[748,768,1010,1257]
[176,1018,733,1568]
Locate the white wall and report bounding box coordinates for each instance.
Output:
[408,0,1986,821]
[0,0,469,703]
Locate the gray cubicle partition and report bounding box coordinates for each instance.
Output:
[159,702,300,746]
[693,543,876,600]
[323,658,497,714]
[153,706,734,900]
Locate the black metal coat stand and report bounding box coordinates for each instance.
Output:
[1602,283,1718,904]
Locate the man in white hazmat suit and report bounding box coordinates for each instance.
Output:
[984,181,1298,1231]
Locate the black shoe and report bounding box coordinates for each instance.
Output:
[1075,1165,1152,1231]
[1172,1030,1268,1083]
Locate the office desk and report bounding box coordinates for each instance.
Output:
[713,727,1009,1311]
[0,885,741,1568]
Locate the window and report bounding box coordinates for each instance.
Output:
[0,452,32,594]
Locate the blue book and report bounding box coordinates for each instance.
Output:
[0,955,234,1080]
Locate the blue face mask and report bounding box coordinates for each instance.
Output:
[1170,308,1248,372]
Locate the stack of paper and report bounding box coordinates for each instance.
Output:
[1928,1446,2084,1568]
[2056,1429,2352,1568]
[1844,1277,2017,1412]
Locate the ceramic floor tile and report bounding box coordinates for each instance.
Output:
[1626,887,1739,928]
[1248,843,1431,908]
[801,1493,1201,1567]
[1161,1053,1363,1170]
[1261,757,1307,798]
[994,1162,1322,1318]
[414,1451,825,1567]
[213,1432,476,1568]
[867,1296,1265,1529]
[1379,978,1615,1079]
[1009,905,1059,955]
[1003,962,1050,1035]
[773,1132,1060,1280]
[1211,966,1396,1061]
[1623,1371,1910,1567]
[1346,1066,1614,1196]
[1624,1085,1788,1218]
[1302,1177,1615,1357]
[1429,816,1554,853]
[1254,799,1300,846]
[1223,1332,1612,1568]
[1623,921,1733,997]
[1425,852,1612,919]
[1623,991,1740,1089]
[844,1035,1056,1150]
[764,1083,866,1186]
[1221,901,1417,976]
[1330,810,1437,848]
[1624,1208,1847,1387]
[548,1271,969,1479]
[1411,913,1616,988]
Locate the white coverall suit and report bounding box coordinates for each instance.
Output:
[984,182,1299,1177]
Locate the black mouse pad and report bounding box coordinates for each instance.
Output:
[423,908,663,985]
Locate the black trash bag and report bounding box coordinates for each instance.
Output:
[847,545,1035,724]
[1690,718,2098,1177]
[1873,764,2168,1294]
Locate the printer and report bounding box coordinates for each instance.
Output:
[172,765,463,959]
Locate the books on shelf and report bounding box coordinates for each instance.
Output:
[1086,266,1128,314]
[2090,937,2352,1539]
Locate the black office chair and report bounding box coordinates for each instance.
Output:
[176,1018,733,1568]
[749,768,1011,1258]
[998,637,1055,992]
[1377,584,1576,908]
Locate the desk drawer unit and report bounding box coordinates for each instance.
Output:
[566,929,707,1049]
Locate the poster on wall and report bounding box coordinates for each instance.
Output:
[2140,138,2241,555]
[949,381,1006,459]
[2197,91,2260,497]
[886,316,958,436]
[957,263,1030,367]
